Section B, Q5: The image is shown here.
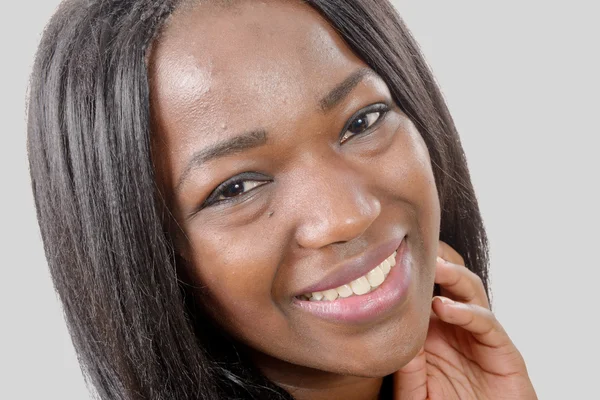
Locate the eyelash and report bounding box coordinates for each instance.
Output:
[199,102,391,211]
[201,172,272,209]
[339,103,390,144]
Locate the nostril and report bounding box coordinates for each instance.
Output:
[293,164,380,249]
[295,200,380,249]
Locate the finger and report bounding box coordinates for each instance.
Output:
[393,347,428,400]
[437,240,464,266]
[432,296,509,349]
[435,257,489,308]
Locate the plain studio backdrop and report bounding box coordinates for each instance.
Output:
[2,1,598,399]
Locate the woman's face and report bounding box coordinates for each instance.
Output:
[150,0,440,380]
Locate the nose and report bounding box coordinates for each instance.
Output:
[293,159,381,249]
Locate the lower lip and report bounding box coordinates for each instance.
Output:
[293,239,412,324]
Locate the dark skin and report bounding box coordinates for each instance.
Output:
[149,1,536,399]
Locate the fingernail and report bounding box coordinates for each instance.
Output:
[436,296,454,305]
[436,256,446,264]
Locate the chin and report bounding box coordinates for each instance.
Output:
[350,328,428,378]
[312,296,432,378]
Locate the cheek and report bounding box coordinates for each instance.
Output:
[382,118,441,297]
[384,118,441,244]
[407,126,440,272]
[183,226,288,341]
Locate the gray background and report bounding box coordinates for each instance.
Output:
[2,1,598,398]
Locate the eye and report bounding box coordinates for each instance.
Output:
[201,172,271,209]
[217,180,264,199]
[340,103,390,144]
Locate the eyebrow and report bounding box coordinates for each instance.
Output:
[175,129,267,192]
[176,67,375,192]
[319,67,375,112]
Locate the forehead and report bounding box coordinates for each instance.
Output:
[149,0,369,181]
[152,1,366,120]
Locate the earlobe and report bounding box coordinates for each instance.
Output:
[175,250,189,264]
[167,217,191,262]
[174,253,195,287]
[171,231,192,270]
[174,240,192,265]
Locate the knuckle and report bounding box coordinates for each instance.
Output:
[481,309,504,331]
[481,308,495,321]
[467,269,485,290]
[464,307,478,325]
[438,241,465,266]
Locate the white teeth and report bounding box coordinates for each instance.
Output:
[323,289,339,301]
[366,266,385,287]
[380,259,391,276]
[388,253,396,267]
[336,284,353,298]
[305,250,398,301]
[350,276,371,295]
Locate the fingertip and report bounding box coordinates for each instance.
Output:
[433,295,454,305]
[434,257,453,279]
[433,261,453,284]
[432,296,467,321]
[432,296,455,314]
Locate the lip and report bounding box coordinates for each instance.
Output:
[292,238,412,324]
[294,237,405,297]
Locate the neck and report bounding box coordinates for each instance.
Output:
[277,375,384,400]
[252,351,385,400]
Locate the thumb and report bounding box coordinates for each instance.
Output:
[393,347,427,400]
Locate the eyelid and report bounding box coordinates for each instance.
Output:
[200,171,271,210]
[339,102,391,143]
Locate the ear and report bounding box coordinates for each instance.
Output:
[173,252,196,290]
[166,216,191,262]
[169,229,193,277]
[175,243,191,264]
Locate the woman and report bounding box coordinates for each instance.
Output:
[27,0,537,398]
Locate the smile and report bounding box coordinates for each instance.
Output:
[299,251,397,301]
[294,238,412,324]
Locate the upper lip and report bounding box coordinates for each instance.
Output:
[294,236,405,297]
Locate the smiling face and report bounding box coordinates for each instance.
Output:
[150,0,440,385]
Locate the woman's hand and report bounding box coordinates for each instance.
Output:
[393,241,537,399]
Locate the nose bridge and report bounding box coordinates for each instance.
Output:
[293,152,381,249]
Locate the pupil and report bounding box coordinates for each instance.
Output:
[223,182,244,198]
[350,117,368,133]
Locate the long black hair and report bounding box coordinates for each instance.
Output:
[27,0,488,398]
